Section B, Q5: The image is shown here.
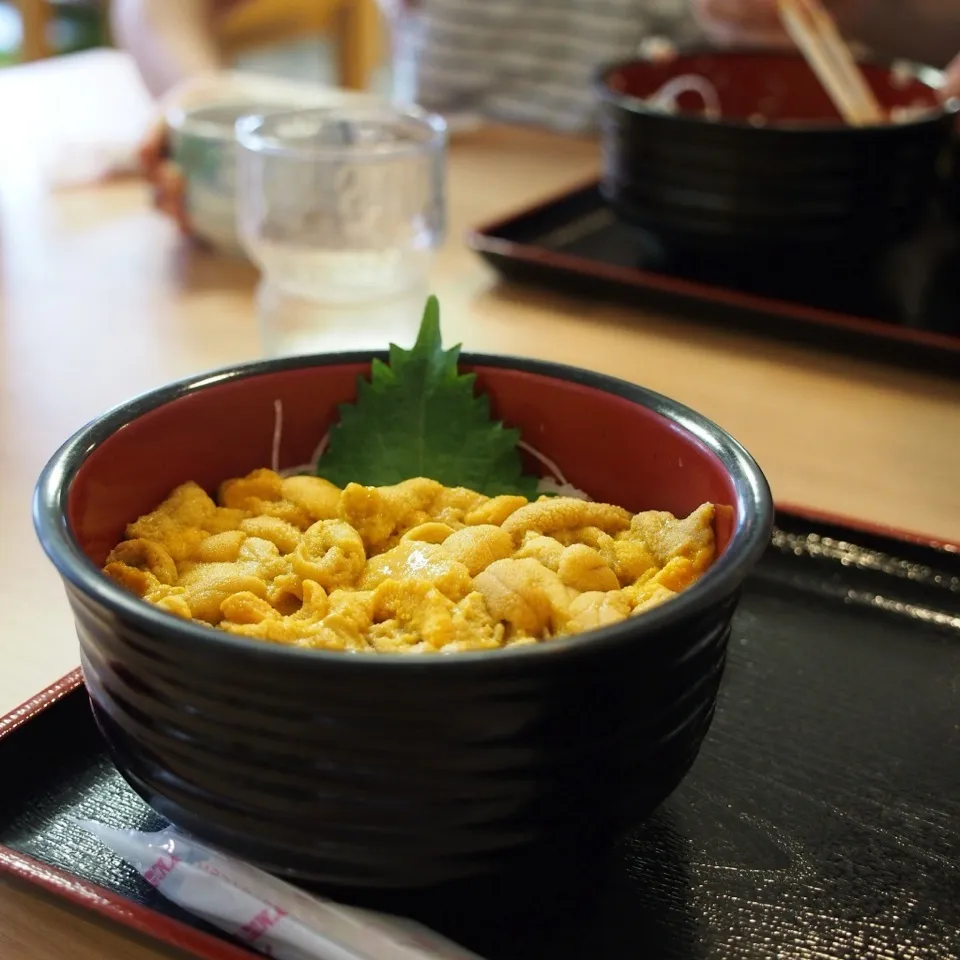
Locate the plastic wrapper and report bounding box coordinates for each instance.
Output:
[77,819,484,960]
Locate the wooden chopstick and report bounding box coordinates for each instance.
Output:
[796,0,886,123]
[777,0,886,126]
[777,0,863,123]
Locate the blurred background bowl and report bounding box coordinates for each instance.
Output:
[945,133,960,221]
[34,354,772,893]
[596,49,959,262]
[168,100,274,255]
[167,85,377,255]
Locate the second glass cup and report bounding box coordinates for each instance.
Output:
[235,104,447,305]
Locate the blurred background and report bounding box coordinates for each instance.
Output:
[1,1,104,65]
[0,0,398,90]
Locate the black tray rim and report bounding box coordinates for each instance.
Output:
[2,504,957,960]
[466,178,960,363]
[0,670,257,960]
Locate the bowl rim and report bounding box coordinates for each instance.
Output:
[234,105,448,162]
[166,100,300,143]
[595,45,960,134]
[34,352,773,670]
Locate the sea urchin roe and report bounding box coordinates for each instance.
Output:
[103,470,718,654]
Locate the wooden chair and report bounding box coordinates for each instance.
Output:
[13,0,385,92]
[218,0,385,91]
[13,0,52,61]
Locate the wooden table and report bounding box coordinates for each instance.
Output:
[1,48,958,960]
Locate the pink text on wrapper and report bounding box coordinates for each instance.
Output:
[239,905,288,945]
[143,854,180,887]
[194,859,288,947]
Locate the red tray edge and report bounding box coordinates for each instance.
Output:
[0,845,256,960]
[0,670,256,960]
[1,505,956,959]
[776,501,959,553]
[466,179,960,357]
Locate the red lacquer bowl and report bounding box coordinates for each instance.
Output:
[34,353,772,893]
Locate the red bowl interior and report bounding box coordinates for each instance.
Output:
[604,51,942,125]
[67,363,740,569]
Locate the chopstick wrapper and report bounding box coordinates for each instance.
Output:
[77,820,484,960]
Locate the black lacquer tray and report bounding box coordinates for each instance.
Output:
[2,507,959,960]
[468,183,960,377]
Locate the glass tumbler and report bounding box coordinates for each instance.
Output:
[235,105,447,355]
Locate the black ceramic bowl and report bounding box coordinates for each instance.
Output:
[945,133,960,220]
[596,49,960,260]
[34,354,772,893]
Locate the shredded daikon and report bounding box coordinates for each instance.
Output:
[517,440,569,486]
[536,477,593,501]
[278,433,330,479]
[647,75,722,121]
[890,60,914,91]
[269,400,592,497]
[271,400,331,478]
[270,400,283,474]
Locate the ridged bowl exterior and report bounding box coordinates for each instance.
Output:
[946,136,960,219]
[596,51,960,257]
[35,354,772,890]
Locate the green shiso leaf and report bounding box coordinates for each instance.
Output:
[316,296,539,498]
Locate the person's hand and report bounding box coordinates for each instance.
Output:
[138,117,192,236]
[693,0,863,49]
[136,71,257,239]
[135,71,235,239]
[137,70,358,237]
